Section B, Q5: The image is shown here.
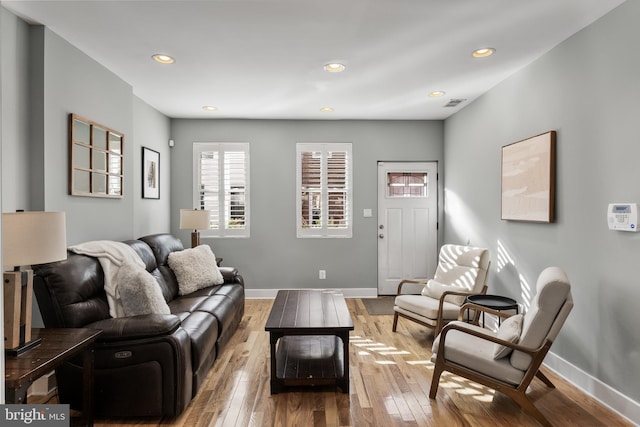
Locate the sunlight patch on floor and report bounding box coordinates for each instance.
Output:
[406,360,433,366]
[438,372,496,402]
[350,334,418,364]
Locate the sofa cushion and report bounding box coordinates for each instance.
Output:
[493,314,523,359]
[116,261,171,316]
[168,245,224,295]
[139,233,185,266]
[68,240,146,318]
[138,234,185,300]
[33,251,111,327]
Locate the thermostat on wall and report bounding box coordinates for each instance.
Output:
[607,203,639,231]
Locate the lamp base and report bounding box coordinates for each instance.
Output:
[191,231,201,248]
[5,337,42,357]
[4,270,34,349]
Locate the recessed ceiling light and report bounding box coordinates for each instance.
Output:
[320,107,334,113]
[324,63,346,73]
[152,54,175,64]
[202,106,218,112]
[429,91,446,97]
[472,48,495,58]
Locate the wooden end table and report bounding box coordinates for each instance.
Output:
[4,328,103,426]
[265,289,354,394]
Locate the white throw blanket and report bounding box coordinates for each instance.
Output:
[69,240,145,318]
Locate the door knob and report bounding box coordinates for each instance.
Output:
[379,234,384,239]
[379,225,384,229]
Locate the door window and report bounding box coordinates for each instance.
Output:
[387,172,427,198]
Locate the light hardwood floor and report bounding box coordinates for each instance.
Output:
[51,298,632,426]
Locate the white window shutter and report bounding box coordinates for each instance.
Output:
[297,143,352,238]
[194,143,250,238]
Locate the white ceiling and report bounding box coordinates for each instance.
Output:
[3,0,627,120]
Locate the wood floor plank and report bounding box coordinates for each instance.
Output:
[35,298,633,427]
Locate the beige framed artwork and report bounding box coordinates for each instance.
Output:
[501,131,556,223]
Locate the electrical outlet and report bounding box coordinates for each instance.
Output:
[319,270,326,280]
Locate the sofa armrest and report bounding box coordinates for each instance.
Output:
[87,314,181,342]
[219,266,244,287]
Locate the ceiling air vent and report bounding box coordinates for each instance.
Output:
[444,99,466,108]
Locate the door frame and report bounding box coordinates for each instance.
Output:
[376,160,440,295]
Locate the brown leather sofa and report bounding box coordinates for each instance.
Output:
[32,233,245,418]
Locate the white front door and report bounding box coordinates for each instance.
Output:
[377,161,438,295]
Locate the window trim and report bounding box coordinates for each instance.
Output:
[296,142,352,238]
[193,142,250,238]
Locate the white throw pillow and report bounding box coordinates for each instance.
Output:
[117,262,170,316]
[492,314,523,359]
[168,245,224,295]
[421,279,468,306]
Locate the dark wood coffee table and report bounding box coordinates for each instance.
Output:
[265,289,354,394]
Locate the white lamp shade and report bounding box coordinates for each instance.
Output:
[2,211,68,269]
[180,209,211,230]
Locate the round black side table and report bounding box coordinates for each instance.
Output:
[466,294,519,327]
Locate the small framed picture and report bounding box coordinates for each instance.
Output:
[142,147,160,199]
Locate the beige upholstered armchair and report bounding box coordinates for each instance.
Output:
[392,244,491,336]
[429,266,573,427]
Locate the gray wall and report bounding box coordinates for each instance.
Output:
[34,26,135,243]
[444,0,639,404]
[133,96,172,237]
[170,119,443,292]
[0,17,172,244]
[0,8,172,329]
[1,7,30,212]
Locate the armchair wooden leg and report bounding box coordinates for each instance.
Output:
[508,390,553,427]
[429,362,445,399]
[392,312,399,332]
[535,369,555,388]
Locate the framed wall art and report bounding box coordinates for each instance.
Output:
[501,131,556,223]
[69,113,124,198]
[142,147,160,199]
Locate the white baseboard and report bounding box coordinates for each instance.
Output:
[544,351,639,425]
[245,287,379,299]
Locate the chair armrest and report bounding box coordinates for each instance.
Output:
[396,279,427,296]
[87,314,181,342]
[434,289,484,334]
[437,322,548,357]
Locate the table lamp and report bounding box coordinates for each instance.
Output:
[179,209,211,248]
[2,211,67,356]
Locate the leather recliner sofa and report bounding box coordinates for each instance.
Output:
[32,233,245,418]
